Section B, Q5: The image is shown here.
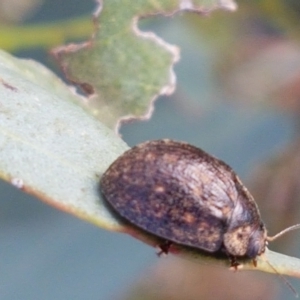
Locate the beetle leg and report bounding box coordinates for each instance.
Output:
[157,240,172,256]
[252,259,257,267]
[229,255,240,270]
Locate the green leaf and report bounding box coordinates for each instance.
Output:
[0,50,128,230]
[1,50,300,282]
[52,0,237,130]
[2,0,299,282]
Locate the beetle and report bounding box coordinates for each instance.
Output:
[100,139,299,266]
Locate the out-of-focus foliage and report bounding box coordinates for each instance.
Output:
[124,257,277,300]
[0,0,42,24]
[52,0,236,130]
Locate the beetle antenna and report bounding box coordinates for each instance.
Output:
[267,224,300,242]
[260,253,298,298]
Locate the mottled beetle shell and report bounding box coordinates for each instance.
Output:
[100,139,267,259]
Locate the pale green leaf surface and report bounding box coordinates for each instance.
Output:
[53,0,237,130]
[0,50,129,230]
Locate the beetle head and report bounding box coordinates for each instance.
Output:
[223,222,267,258]
[246,222,267,258]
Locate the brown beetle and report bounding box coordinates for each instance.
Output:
[100,139,300,266]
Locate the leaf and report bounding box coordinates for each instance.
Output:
[52,0,237,130]
[1,50,300,281]
[0,49,129,230]
[1,0,299,281]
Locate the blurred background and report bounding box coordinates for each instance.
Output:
[1,0,300,299]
